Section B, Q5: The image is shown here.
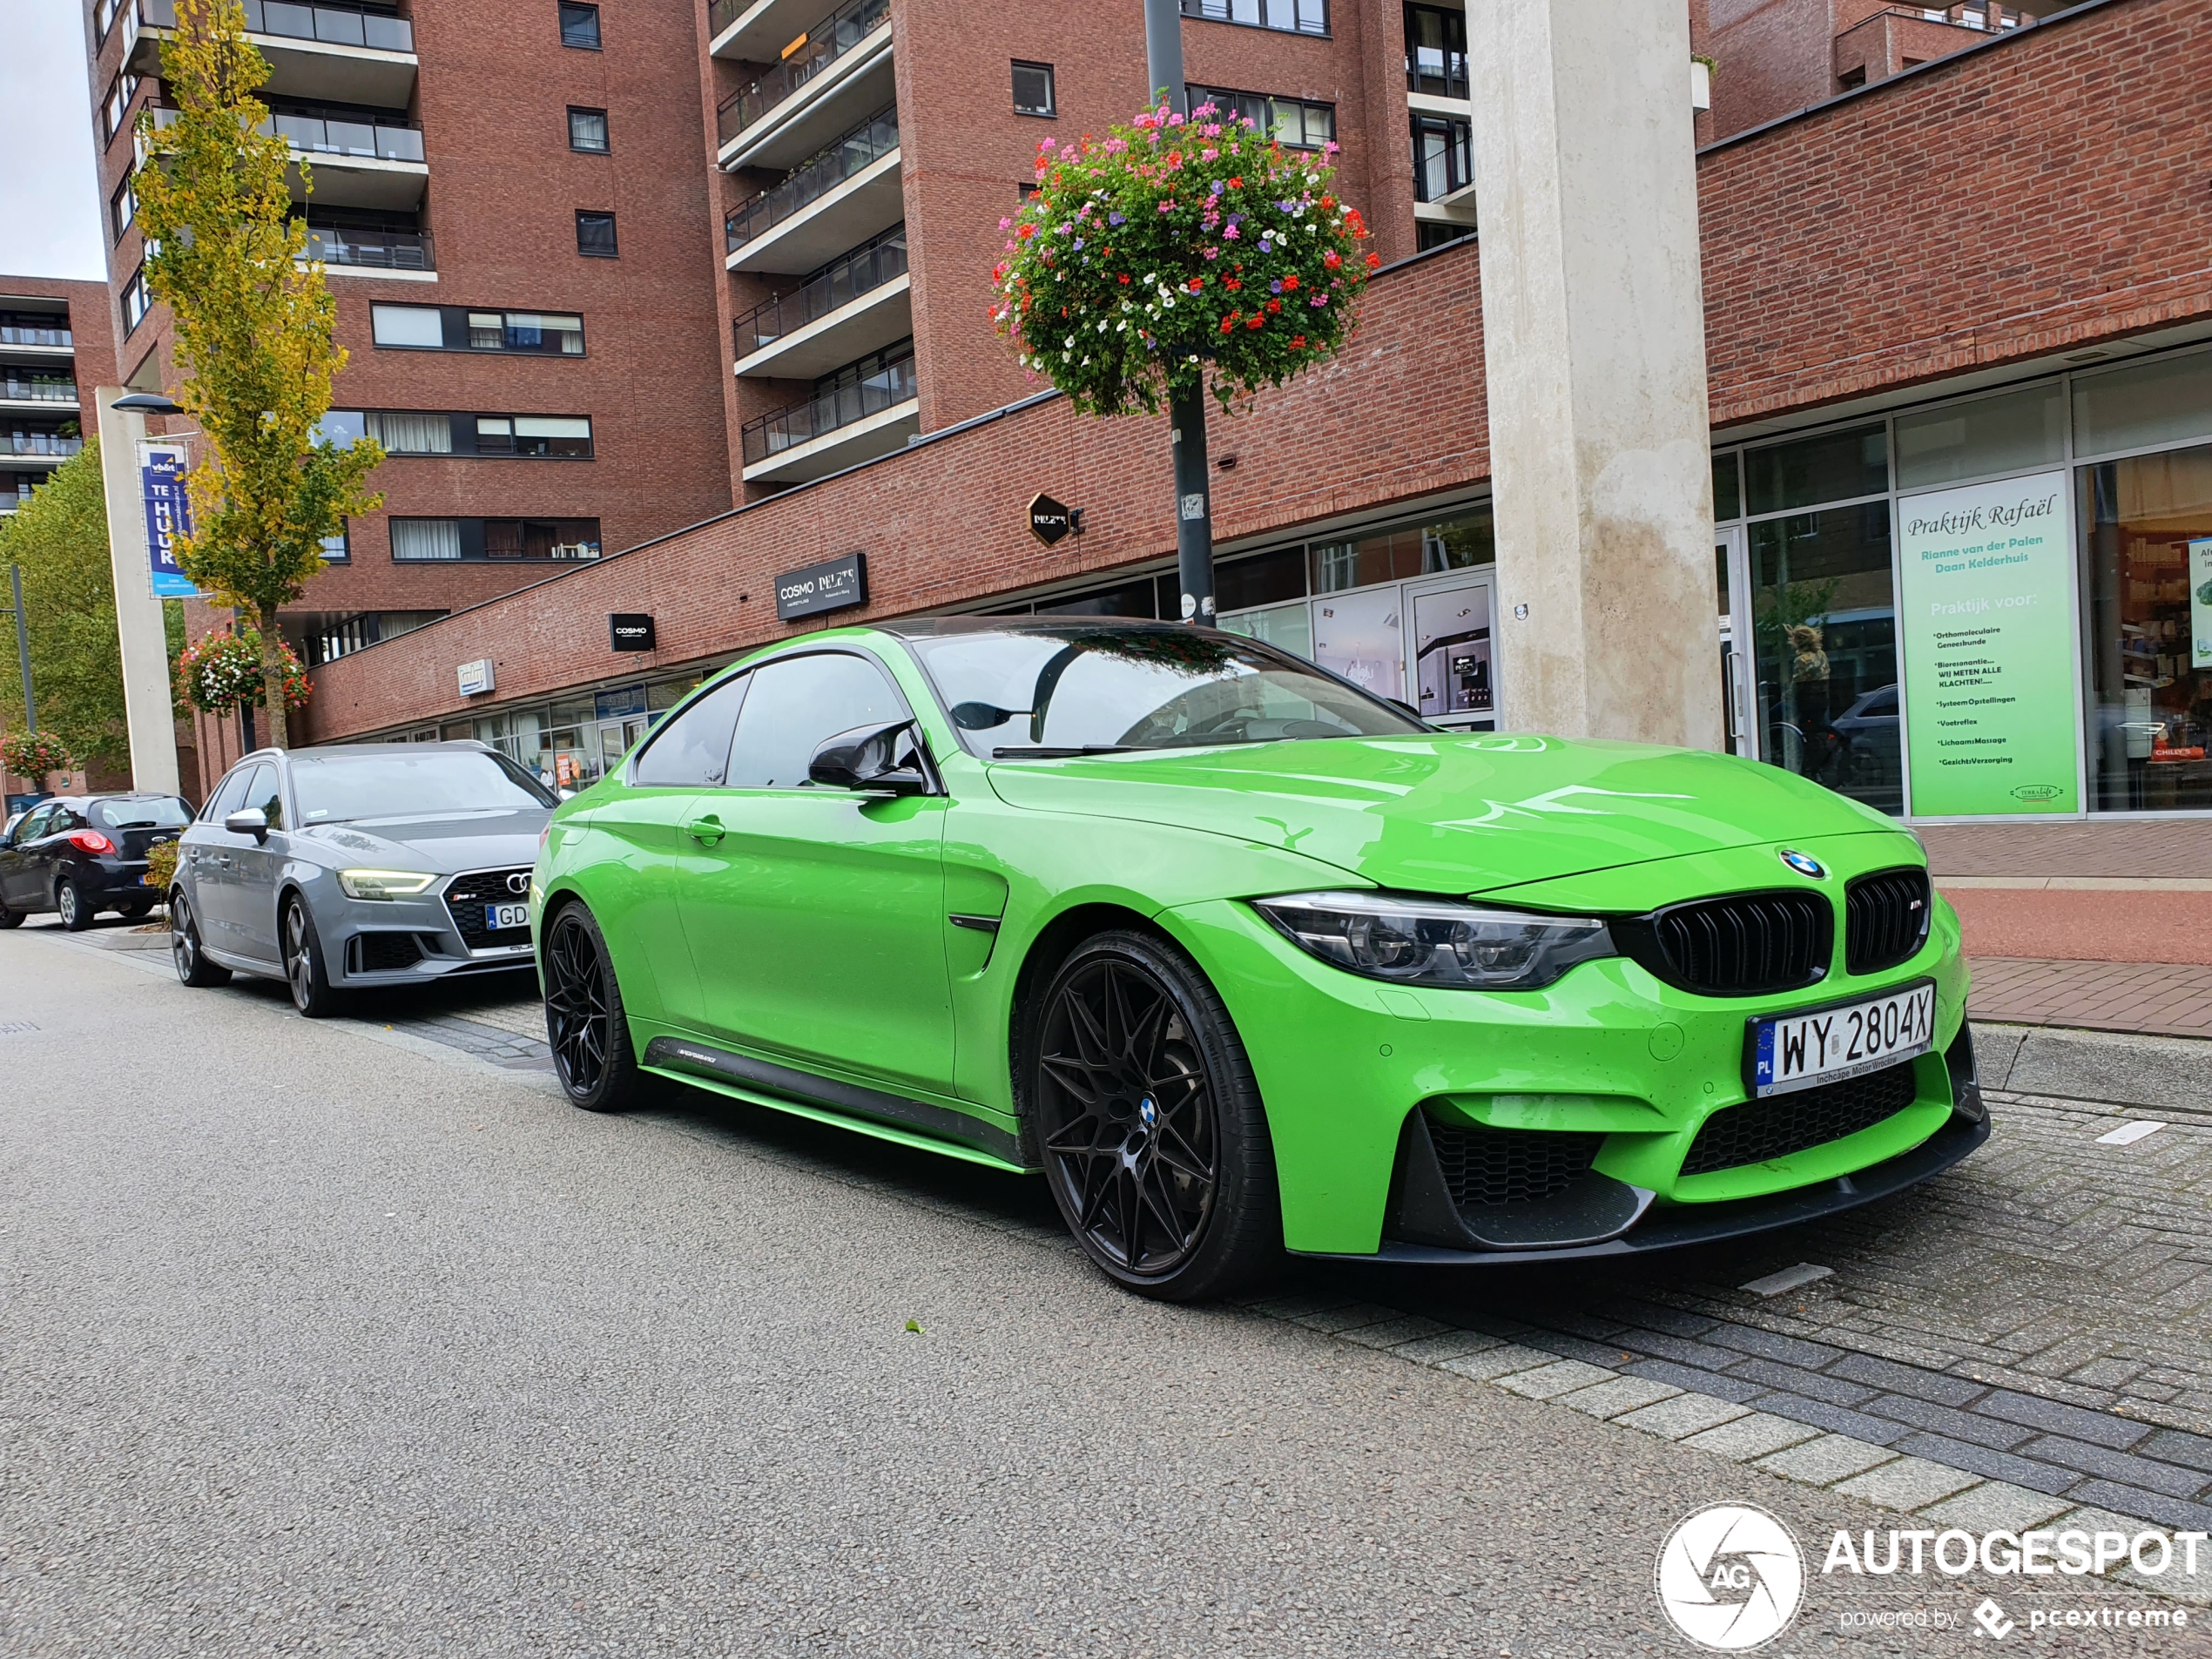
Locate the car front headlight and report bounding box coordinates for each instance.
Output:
[1251,890,1615,991]
[338,868,437,900]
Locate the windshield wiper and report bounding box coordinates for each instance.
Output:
[989,745,1136,759]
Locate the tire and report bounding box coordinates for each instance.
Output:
[543,902,646,1113]
[55,878,91,932]
[0,899,21,930]
[121,897,154,919]
[280,896,342,1017]
[170,889,231,988]
[1025,928,1281,1302]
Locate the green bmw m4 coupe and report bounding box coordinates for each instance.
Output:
[532,618,1985,1300]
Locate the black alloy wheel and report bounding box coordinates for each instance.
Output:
[1029,930,1279,1301]
[55,879,91,932]
[543,904,643,1113]
[171,890,230,987]
[281,898,340,1017]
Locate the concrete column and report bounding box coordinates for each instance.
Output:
[93,388,184,795]
[1467,0,1723,750]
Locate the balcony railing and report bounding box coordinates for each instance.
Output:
[733,224,906,359]
[151,103,425,161]
[7,435,85,459]
[707,0,746,36]
[740,341,915,465]
[716,0,890,146]
[0,323,71,347]
[138,0,414,51]
[303,224,434,269]
[0,380,78,403]
[725,103,897,253]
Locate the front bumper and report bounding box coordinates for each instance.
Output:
[1162,883,1979,1258]
[314,871,536,987]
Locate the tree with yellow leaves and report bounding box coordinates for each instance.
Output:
[132,0,384,749]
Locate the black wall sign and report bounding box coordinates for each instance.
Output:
[609,613,656,652]
[775,550,868,622]
[1028,493,1076,547]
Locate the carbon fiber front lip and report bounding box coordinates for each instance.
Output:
[1297,1110,1990,1266]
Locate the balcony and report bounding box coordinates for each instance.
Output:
[725,104,900,275]
[150,103,428,209]
[303,221,434,273]
[740,338,917,484]
[131,0,416,107]
[0,378,79,412]
[715,0,894,172]
[733,225,908,380]
[708,0,819,62]
[7,432,85,468]
[0,320,71,349]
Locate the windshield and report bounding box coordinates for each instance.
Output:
[291,751,557,824]
[907,626,1427,758]
[93,798,192,832]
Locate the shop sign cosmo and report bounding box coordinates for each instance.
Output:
[989,98,1376,417]
[1896,471,2079,817]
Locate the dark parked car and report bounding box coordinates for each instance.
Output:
[169,742,556,1015]
[0,793,196,930]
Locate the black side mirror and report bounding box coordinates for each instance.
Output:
[225,807,270,844]
[808,719,931,796]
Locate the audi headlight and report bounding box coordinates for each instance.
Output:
[338,868,436,900]
[1252,890,1615,990]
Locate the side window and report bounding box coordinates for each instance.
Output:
[206,767,254,823]
[247,766,286,831]
[46,806,85,833]
[725,653,907,790]
[633,675,750,788]
[16,808,53,843]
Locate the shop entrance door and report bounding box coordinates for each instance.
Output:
[597,717,646,781]
[1403,572,1497,730]
[1718,526,1755,758]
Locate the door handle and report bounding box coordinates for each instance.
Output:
[683,816,726,846]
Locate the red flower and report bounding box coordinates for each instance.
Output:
[1264,299,1282,314]
[1218,314,1238,334]
[1245,314,1264,329]
[1016,224,1035,239]
[1319,195,1335,210]
[1291,334,1307,348]
[1282,273,1299,292]
[1187,277,1204,292]
[1228,175,1242,188]
[1364,252,1381,268]
[1117,273,1130,284]
[1322,250,1342,270]
[1224,277,1243,291]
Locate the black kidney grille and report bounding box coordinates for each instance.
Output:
[1623,890,1833,996]
[1681,1060,1921,1177]
[1426,1118,1603,1209]
[1845,866,1931,976]
[443,867,534,949]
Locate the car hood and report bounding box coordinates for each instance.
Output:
[982,733,1906,894]
[287,808,550,875]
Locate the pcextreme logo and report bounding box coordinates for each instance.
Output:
[1656,1504,1804,1650]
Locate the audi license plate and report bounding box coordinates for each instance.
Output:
[484,902,530,931]
[1750,981,1935,1097]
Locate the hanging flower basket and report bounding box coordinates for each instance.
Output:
[990,97,1375,416]
[175,628,312,717]
[1,730,72,779]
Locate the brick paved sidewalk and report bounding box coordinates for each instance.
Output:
[1970,958,2212,1040]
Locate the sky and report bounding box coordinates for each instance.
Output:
[0,0,110,281]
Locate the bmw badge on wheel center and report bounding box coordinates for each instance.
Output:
[531,618,1986,1301]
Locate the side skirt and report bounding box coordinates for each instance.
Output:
[640,1035,1036,1174]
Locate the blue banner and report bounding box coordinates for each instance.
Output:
[141,445,198,599]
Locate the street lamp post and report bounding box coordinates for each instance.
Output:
[1142,0,1217,626]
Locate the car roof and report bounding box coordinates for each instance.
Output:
[240,740,494,763]
[875,616,1214,640]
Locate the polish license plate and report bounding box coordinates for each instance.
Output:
[1750,982,1936,1097]
[485,902,529,930]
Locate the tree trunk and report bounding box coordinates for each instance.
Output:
[258,603,289,751]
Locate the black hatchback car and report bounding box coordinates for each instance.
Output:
[0,793,196,930]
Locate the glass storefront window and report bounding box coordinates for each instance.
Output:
[1219,599,1313,657]
[2082,442,2212,812]
[1714,451,1741,523]
[1311,507,1492,593]
[1745,424,1887,516]
[1750,502,1900,815]
[2074,350,2212,461]
[1895,383,2065,489]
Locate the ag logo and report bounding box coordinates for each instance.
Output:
[1655,1503,1803,1650]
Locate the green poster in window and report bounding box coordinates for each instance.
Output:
[1897,471,2078,816]
[2191,538,2212,671]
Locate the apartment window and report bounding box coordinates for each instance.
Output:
[1179,0,1329,37]
[558,2,601,48]
[1404,3,1468,98]
[101,73,138,145]
[1416,221,1474,253]
[1012,62,1055,118]
[1189,87,1337,150]
[474,416,594,457]
[94,0,120,41]
[1411,112,1473,202]
[111,177,136,242]
[325,409,595,457]
[370,304,586,355]
[390,516,604,562]
[575,212,618,259]
[121,267,152,334]
[568,107,610,152]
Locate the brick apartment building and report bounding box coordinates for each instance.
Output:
[68,0,2212,833]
